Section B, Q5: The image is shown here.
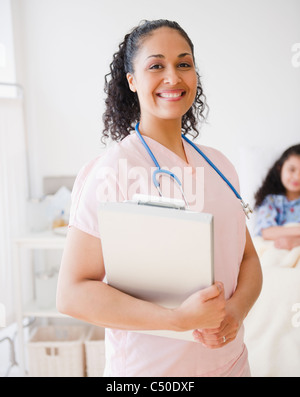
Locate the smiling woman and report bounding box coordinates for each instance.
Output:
[253,144,300,248]
[102,20,207,144]
[57,19,262,377]
[125,27,198,159]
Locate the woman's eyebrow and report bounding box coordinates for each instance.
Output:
[146,52,192,60]
[146,54,164,60]
[178,52,193,58]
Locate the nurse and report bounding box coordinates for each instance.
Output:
[56,19,262,377]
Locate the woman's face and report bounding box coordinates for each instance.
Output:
[126,27,198,124]
[281,155,300,199]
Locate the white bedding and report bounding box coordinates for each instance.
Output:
[244,233,300,377]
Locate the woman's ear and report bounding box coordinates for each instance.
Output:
[126,73,136,93]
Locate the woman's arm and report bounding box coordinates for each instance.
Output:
[193,227,263,348]
[56,226,226,333]
[261,225,300,241]
[262,226,300,250]
[225,227,262,320]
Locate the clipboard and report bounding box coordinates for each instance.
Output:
[98,195,214,342]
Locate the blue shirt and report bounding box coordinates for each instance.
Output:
[254,194,300,236]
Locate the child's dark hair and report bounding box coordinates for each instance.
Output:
[102,19,208,143]
[254,144,300,207]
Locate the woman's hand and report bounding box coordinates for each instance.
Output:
[192,228,263,348]
[192,299,243,348]
[172,282,226,332]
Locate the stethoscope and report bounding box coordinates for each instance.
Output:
[135,122,253,218]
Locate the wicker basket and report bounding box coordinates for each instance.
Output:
[84,326,105,377]
[27,325,87,377]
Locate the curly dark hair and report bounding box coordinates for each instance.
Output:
[254,144,300,208]
[102,19,208,143]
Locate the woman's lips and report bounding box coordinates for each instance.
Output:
[291,181,300,187]
[156,90,186,100]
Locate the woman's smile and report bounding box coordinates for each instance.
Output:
[156,89,186,100]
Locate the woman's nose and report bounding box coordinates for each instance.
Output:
[163,67,182,85]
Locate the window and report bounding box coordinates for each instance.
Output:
[0,0,17,98]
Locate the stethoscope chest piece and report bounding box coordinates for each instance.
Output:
[152,168,190,209]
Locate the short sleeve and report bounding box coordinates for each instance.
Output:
[68,154,126,238]
[253,195,278,236]
[68,157,102,238]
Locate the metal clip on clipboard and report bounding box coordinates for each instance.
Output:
[131,194,186,210]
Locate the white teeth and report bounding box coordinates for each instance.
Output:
[158,92,183,98]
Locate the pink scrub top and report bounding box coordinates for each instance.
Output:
[69,133,250,377]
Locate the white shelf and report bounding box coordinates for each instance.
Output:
[13,230,68,376]
[23,300,67,318]
[15,230,66,249]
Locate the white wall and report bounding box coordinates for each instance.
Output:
[11,0,300,198]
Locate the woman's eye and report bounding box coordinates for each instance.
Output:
[178,62,191,68]
[148,62,192,70]
[149,64,163,70]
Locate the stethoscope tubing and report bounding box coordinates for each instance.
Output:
[134,122,252,217]
[181,134,242,201]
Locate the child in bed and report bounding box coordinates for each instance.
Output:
[254,144,300,250]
